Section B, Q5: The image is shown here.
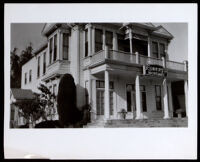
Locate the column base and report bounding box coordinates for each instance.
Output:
[163,116,171,119]
[135,116,142,120]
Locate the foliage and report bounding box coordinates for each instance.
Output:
[10,43,33,88]
[10,48,21,88]
[15,96,43,127]
[119,108,127,119]
[37,83,56,121]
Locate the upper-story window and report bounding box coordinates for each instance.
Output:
[152,42,159,58]
[63,33,69,60]
[95,29,103,53]
[43,52,46,74]
[105,31,113,50]
[85,29,88,57]
[37,56,40,78]
[24,72,27,85]
[29,70,32,82]
[159,43,165,58]
[49,38,53,64]
[117,33,130,53]
[53,34,57,61]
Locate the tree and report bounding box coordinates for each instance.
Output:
[37,84,56,121]
[10,43,34,88]
[20,43,33,66]
[10,48,21,88]
[15,95,43,128]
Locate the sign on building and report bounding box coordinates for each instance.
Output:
[144,64,167,77]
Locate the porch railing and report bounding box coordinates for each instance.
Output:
[83,49,186,72]
[166,60,185,71]
[109,50,136,64]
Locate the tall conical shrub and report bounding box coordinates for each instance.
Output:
[57,74,81,127]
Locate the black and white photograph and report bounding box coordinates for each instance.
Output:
[4,3,197,159]
[10,22,188,128]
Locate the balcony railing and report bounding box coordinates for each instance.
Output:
[166,60,185,71]
[83,49,186,72]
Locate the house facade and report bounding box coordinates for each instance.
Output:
[21,23,188,122]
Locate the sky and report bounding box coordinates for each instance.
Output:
[11,23,188,62]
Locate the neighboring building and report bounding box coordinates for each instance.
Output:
[10,88,35,128]
[21,23,188,124]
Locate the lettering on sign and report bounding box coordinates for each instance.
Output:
[145,64,167,77]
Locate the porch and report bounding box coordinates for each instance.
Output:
[85,62,188,123]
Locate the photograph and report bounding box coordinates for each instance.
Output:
[5,3,197,159]
[10,22,188,128]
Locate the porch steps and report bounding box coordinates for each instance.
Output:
[84,118,188,128]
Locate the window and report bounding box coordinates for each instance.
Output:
[63,33,69,60]
[85,29,88,57]
[152,42,158,58]
[126,84,135,112]
[155,85,162,110]
[159,43,165,58]
[43,52,46,74]
[53,84,57,95]
[53,34,57,61]
[140,85,147,112]
[49,38,53,64]
[29,70,32,82]
[95,29,103,52]
[105,31,113,50]
[117,33,130,52]
[37,56,40,78]
[24,73,27,84]
[96,80,114,89]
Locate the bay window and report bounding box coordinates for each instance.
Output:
[63,33,69,60]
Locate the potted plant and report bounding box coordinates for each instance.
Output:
[118,109,127,119]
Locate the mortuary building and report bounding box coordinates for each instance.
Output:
[20,23,188,126]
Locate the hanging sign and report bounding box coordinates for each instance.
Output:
[145,64,167,77]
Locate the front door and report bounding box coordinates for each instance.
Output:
[96,90,114,117]
[97,90,104,116]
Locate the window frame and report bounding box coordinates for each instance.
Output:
[155,85,162,111]
[95,29,103,53]
[152,41,159,58]
[63,33,69,60]
[37,56,40,78]
[29,69,32,83]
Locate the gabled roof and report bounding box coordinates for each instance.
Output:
[11,88,35,100]
[152,25,174,39]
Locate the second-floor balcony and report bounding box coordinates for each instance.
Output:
[83,49,186,72]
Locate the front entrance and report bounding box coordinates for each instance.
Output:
[126,84,136,113]
[96,89,114,117]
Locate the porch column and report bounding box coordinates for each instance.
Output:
[113,32,118,50]
[147,35,151,57]
[104,70,110,120]
[57,31,60,60]
[92,26,95,54]
[135,52,139,64]
[88,24,92,56]
[135,75,142,119]
[103,28,106,50]
[129,28,134,62]
[92,79,97,120]
[47,41,50,65]
[168,82,174,117]
[163,78,170,119]
[184,80,188,117]
[129,28,133,54]
[52,36,54,63]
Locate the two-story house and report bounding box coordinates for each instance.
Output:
[21,23,188,123]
